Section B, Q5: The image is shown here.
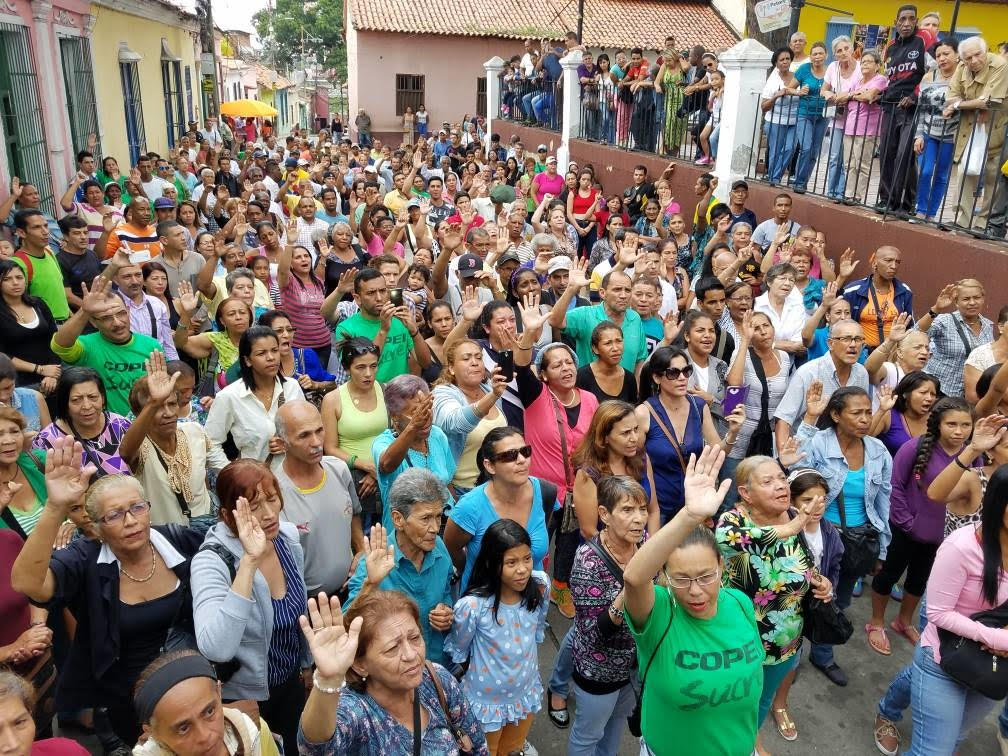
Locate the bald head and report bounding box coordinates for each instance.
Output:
[275,400,326,466]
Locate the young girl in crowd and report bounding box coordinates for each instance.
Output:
[446,519,549,756]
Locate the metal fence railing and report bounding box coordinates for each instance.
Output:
[743,90,1008,242]
[498,73,561,132]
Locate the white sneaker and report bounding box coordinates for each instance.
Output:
[520,741,539,756]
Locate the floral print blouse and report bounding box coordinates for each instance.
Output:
[297,663,488,756]
[716,508,813,663]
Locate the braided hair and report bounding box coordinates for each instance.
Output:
[912,397,972,482]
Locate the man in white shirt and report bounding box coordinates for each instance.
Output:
[201,117,223,149]
[137,155,174,201]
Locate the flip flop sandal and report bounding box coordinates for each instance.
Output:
[547,697,570,729]
[865,623,891,655]
[773,707,798,741]
[890,619,921,645]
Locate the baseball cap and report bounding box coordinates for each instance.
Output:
[284,157,298,168]
[457,253,483,279]
[548,255,572,275]
[252,149,266,158]
[731,180,749,191]
[545,156,558,165]
[537,144,548,152]
[494,250,521,268]
[297,158,309,166]
[438,128,447,135]
[153,197,176,210]
[406,198,421,209]
[363,164,378,173]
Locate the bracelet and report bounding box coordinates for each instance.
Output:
[927,309,937,319]
[348,454,357,470]
[312,670,345,694]
[954,455,971,471]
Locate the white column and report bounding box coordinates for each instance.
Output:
[483,56,505,153]
[31,0,72,187]
[713,38,772,202]
[557,50,583,175]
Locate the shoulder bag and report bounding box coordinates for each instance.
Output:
[834,488,881,576]
[627,590,672,738]
[937,595,1008,699]
[423,661,475,754]
[550,394,579,533]
[796,529,854,645]
[745,348,774,457]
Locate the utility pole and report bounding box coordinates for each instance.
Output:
[577,0,584,43]
[196,0,221,117]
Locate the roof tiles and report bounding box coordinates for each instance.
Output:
[349,0,738,51]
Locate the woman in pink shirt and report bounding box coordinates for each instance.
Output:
[532,157,566,203]
[842,52,887,205]
[899,466,1008,755]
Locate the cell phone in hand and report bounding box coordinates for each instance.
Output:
[389,288,404,307]
[723,386,750,416]
[498,350,514,383]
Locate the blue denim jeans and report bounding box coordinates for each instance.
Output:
[878,597,928,723]
[568,681,636,756]
[916,136,955,218]
[765,122,796,184]
[794,115,828,190]
[710,124,721,159]
[548,627,575,698]
[825,125,847,199]
[907,644,999,754]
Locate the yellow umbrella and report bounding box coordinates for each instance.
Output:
[219,99,278,117]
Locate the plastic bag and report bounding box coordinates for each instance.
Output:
[965,122,987,177]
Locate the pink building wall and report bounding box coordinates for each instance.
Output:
[0,0,92,209]
[349,30,521,142]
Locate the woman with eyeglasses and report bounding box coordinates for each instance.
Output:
[716,453,832,755]
[33,367,132,479]
[623,446,764,756]
[444,427,550,594]
[191,458,311,754]
[636,346,743,524]
[723,281,753,344]
[11,435,204,747]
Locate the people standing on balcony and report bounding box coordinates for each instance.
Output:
[944,36,1008,234]
[789,31,810,71]
[761,48,800,187]
[577,51,601,142]
[657,41,690,158]
[877,6,928,216]
[822,35,860,202]
[842,52,888,205]
[792,42,829,194]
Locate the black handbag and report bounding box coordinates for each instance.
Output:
[744,347,774,457]
[627,591,672,737]
[796,530,854,645]
[834,490,881,576]
[937,596,1008,699]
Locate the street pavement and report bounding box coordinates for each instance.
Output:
[528,587,1002,755]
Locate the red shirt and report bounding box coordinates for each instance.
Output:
[571,188,599,218]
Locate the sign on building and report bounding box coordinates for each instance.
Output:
[755,0,791,33]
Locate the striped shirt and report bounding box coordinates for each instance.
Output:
[105,221,160,260]
[267,535,307,686]
[68,202,122,252]
[280,275,331,349]
[10,500,44,535]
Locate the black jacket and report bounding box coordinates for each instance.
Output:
[883,33,927,104]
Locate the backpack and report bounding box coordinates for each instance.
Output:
[13,250,41,283]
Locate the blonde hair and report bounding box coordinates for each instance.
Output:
[734,455,777,489]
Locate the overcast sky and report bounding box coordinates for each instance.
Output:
[171,0,270,34]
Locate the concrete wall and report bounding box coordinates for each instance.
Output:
[350,30,517,142]
[497,122,1008,317]
[91,3,200,166]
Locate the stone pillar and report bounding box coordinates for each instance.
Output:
[483,56,505,154]
[713,39,772,202]
[31,0,72,188]
[558,50,583,175]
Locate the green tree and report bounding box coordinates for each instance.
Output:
[253,0,347,80]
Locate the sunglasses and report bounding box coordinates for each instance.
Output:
[493,444,533,463]
[662,365,694,380]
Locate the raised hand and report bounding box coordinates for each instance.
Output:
[174,280,200,316]
[837,248,858,279]
[777,434,807,469]
[102,210,120,234]
[739,310,755,343]
[10,176,22,199]
[822,280,839,309]
[334,268,356,299]
[79,277,116,318]
[804,380,828,421]
[682,446,731,521]
[407,392,434,433]
[0,479,23,513]
[518,291,549,332]
[887,311,912,343]
[932,283,958,314]
[459,285,484,323]
[876,384,896,413]
[43,436,97,517]
[286,215,299,238]
[143,351,180,405]
[362,524,396,586]
[662,310,682,343]
[299,592,362,682]
[970,414,1008,452]
[129,168,141,186]
[567,255,590,290]
[234,496,269,563]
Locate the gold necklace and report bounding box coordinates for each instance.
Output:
[120,542,157,582]
[600,530,634,567]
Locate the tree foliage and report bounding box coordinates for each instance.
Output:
[253,0,347,81]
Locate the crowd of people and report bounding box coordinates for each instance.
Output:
[3,23,1008,755]
[496,17,1008,241]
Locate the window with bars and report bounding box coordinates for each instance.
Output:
[0,23,55,217]
[162,60,184,148]
[120,61,147,166]
[395,74,424,116]
[59,36,101,161]
[184,65,194,123]
[476,77,487,119]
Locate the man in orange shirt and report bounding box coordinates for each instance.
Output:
[840,246,914,349]
[105,197,160,261]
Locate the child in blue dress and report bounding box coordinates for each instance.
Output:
[446,519,549,756]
